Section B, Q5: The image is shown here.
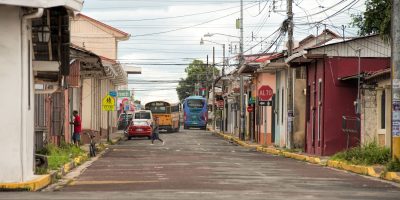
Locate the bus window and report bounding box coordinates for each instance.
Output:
[187,99,204,108]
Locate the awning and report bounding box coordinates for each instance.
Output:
[237,63,260,74]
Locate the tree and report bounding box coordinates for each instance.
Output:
[351,0,391,40]
[176,59,220,101]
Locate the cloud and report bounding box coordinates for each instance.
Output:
[81,0,366,104]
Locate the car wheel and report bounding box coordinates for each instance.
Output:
[148,136,152,140]
[127,137,132,140]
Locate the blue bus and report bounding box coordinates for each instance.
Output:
[183,96,207,130]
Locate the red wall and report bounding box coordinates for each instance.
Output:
[306,57,389,156]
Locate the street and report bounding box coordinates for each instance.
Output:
[1,129,399,200]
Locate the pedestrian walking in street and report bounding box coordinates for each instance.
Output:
[151,117,164,145]
[70,110,82,146]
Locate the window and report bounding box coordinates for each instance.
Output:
[135,112,151,119]
[381,90,386,129]
[187,99,204,108]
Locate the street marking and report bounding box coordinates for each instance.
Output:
[73,180,159,185]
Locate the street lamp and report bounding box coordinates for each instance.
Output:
[200,38,227,132]
[204,32,240,38]
[200,38,226,75]
[37,25,51,43]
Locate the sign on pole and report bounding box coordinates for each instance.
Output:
[118,90,131,98]
[109,90,117,97]
[258,85,273,101]
[102,95,115,111]
[259,100,273,106]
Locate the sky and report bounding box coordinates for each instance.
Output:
[81,0,366,104]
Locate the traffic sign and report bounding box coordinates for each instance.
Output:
[109,90,117,97]
[118,90,131,98]
[259,100,273,106]
[248,96,256,104]
[102,95,115,111]
[258,85,273,101]
[247,106,254,112]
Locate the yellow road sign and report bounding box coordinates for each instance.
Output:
[102,95,115,111]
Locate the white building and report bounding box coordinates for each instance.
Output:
[0,1,83,183]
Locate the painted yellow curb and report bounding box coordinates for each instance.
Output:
[217,132,400,183]
[327,160,373,176]
[384,172,400,183]
[0,174,51,191]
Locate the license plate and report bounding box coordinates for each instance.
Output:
[136,129,143,131]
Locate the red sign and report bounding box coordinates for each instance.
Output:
[258,85,273,101]
[216,100,224,108]
[247,106,253,112]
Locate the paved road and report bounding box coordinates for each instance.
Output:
[2,130,400,199]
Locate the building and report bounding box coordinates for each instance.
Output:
[70,13,133,140]
[287,35,390,156]
[0,0,83,183]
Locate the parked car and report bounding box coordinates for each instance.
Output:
[117,112,133,130]
[134,110,153,126]
[125,119,152,140]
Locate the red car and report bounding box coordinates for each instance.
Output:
[125,119,152,140]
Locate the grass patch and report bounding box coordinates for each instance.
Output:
[35,167,48,175]
[331,142,390,166]
[37,143,86,170]
[386,158,400,172]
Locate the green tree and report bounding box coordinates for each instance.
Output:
[351,0,391,40]
[176,59,219,101]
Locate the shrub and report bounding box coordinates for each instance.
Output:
[331,142,390,165]
[37,143,85,171]
[386,158,400,172]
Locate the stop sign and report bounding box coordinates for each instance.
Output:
[247,106,253,112]
[258,85,273,101]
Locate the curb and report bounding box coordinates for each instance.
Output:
[0,136,123,192]
[0,174,52,191]
[214,131,400,184]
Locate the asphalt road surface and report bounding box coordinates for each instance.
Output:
[2,129,400,200]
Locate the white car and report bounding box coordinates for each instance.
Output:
[134,110,153,126]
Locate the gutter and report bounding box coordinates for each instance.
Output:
[21,7,44,182]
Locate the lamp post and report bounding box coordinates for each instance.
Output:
[200,38,226,131]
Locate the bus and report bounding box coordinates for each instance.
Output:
[145,101,180,133]
[182,96,207,130]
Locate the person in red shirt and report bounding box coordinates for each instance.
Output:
[70,110,82,146]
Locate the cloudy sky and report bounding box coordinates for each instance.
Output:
[81,0,366,104]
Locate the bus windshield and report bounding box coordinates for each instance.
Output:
[187,99,204,108]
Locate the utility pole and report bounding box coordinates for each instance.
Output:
[212,47,216,131]
[287,0,294,148]
[206,55,209,99]
[391,0,400,159]
[239,0,245,140]
[222,44,226,133]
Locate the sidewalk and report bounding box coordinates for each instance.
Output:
[213,130,400,184]
[0,131,124,191]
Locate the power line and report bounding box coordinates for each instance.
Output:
[92,2,256,22]
[131,2,260,37]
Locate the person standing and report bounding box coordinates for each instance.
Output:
[151,117,164,145]
[70,110,82,146]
